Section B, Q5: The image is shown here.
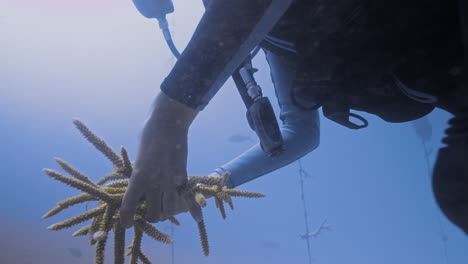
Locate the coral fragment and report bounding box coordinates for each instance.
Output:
[44,120,265,264]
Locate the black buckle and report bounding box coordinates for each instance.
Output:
[323,102,368,130]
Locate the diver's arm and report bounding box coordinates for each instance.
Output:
[121,0,293,228]
[161,0,294,110]
[217,110,320,188]
[121,92,201,228]
[213,50,320,188]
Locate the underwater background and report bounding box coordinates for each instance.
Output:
[2,0,468,263]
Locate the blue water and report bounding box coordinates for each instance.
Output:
[2,1,468,263]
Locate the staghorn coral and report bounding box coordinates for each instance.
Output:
[43,119,265,264]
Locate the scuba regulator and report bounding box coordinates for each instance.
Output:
[132,0,285,157]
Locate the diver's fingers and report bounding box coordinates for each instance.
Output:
[120,184,140,228]
[176,194,190,213]
[162,191,179,216]
[120,176,144,228]
[145,191,163,223]
[185,194,203,223]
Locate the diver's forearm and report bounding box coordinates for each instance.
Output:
[136,92,198,166]
[147,92,198,129]
[161,0,293,110]
[218,111,320,188]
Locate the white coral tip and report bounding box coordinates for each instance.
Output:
[92,231,107,241]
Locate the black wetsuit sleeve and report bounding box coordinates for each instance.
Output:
[160,0,293,110]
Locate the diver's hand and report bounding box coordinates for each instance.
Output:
[120,92,202,228]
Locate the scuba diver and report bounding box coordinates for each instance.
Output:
[121,0,468,236]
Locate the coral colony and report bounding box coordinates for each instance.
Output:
[43,119,265,264]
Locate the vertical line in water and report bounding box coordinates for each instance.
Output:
[171,222,175,264]
[169,14,176,264]
[298,159,313,264]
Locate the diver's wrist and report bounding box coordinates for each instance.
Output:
[149,92,198,130]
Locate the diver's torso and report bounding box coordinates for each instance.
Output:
[268,0,461,63]
[263,0,463,123]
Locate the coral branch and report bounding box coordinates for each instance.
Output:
[215,197,227,219]
[135,218,173,244]
[114,221,126,264]
[224,188,266,198]
[105,180,129,188]
[195,192,207,208]
[197,220,209,256]
[55,158,97,186]
[103,187,127,195]
[48,204,106,231]
[95,206,115,264]
[73,225,91,237]
[44,169,116,204]
[44,119,266,263]
[188,175,224,186]
[120,147,133,178]
[95,238,106,264]
[193,186,218,198]
[139,252,152,264]
[90,205,104,235]
[96,172,126,186]
[217,192,234,210]
[73,119,123,169]
[129,228,143,264]
[43,193,96,219]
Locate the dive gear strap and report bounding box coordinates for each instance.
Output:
[236,58,284,157]
[322,101,368,130]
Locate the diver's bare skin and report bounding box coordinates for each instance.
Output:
[120,92,201,228]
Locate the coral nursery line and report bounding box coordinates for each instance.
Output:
[43,119,266,264]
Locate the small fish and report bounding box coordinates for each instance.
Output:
[228,134,254,143]
[67,247,83,258]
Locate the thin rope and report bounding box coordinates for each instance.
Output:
[169,14,176,264]
[298,159,313,264]
[170,222,175,264]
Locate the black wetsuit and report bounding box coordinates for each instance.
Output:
[158,0,468,234]
[161,0,463,116]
